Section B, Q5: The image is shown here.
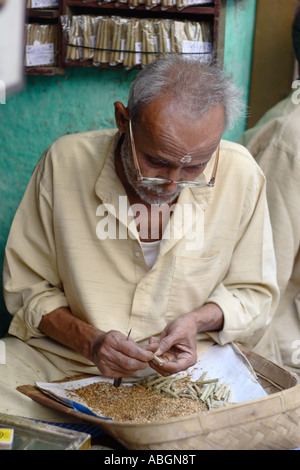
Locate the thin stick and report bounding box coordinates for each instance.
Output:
[153,354,163,366]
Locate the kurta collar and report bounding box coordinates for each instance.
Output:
[95,130,127,203]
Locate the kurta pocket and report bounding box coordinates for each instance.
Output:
[166,250,224,320]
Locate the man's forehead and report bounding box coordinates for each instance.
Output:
[139,99,225,132]
[139,97,187,123]
[137,113,219,154]
[135,99,225,160]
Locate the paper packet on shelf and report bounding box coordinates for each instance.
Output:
[25,24,57,67]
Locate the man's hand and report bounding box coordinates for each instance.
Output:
[148,303,224,376]
[39,307,158,378]
[90,330,158,378]
[148,314,198,375]
[39,304,223,378]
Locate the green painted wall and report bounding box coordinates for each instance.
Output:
[0,0,256,337]
[0,67,139,336]
[223,0,257,142]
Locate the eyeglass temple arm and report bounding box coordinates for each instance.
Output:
[129,120,143,180]
[208,144,220,186]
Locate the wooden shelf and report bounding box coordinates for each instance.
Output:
[65,0,215,14]
[25,66,65,75]
[26,8,59,19]
[25,0,220,75]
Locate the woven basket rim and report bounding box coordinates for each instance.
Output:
[94,381,300,429]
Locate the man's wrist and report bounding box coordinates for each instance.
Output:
[189,303,224,334]
[39,306,105,362]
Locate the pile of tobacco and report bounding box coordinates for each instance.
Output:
[70,372,232,423]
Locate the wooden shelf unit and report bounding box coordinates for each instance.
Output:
[25,0,220,74]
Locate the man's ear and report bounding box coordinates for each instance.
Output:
[114,101,130,133]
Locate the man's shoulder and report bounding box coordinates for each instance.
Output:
[41,128,118,169]
[50,128,118,151]
[221,139,259,167]
[221,139,252,155]
[36,129,118,181]
[239,97,300,157]
[219,139,265,186]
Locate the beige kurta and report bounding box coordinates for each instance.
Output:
[1,129,279,419]
[239,95,300,374]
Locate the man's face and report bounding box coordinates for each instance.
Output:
[120,130,182,205]
[121,98,225,205]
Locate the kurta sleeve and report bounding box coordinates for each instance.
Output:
[3,147,69,341]
[256,143,300,296]
[206,170,279,347]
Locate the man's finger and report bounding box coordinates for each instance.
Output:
[154,336,175,356]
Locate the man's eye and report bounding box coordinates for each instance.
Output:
[186,162,207,171]
[146,156,168,167]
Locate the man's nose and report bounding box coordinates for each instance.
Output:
[163,167,181,193]
[164,181,178,193]
[167,166,182,183]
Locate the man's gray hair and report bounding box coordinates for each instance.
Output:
[127,54,245,131]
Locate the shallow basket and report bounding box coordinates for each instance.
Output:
[18,345,300,450]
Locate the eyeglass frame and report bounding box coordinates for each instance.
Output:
[128,119,220,188]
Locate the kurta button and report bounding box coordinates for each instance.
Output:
[135,251,141,258]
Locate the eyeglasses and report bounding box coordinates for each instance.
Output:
[129,119,220,188]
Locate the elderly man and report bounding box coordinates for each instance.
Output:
[1,55,278,421]
[239,8,300,376]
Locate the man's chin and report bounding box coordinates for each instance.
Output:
[142,189,180,205]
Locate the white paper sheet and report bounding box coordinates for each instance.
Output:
[183,343,267,402]
[36,344,267,419]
